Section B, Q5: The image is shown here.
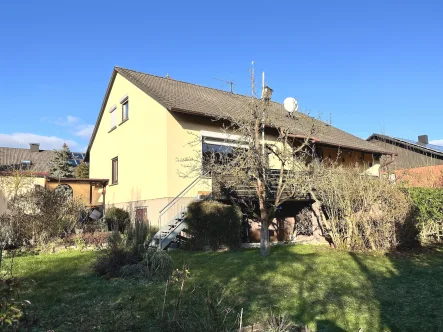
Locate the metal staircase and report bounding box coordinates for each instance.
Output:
[151,175,210,250]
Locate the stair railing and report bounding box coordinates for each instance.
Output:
[157,173,209,247]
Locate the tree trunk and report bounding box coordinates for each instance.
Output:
[260,218,270,256]
[257,174,270,256]
[254,117,270,256]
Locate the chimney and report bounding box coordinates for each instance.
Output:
[29,143,40,153]
[262,86,273,101]
[418,135,429,145]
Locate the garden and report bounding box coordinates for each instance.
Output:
[2,244,443,331]
[1,164,443,331]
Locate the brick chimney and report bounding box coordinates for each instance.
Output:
[29,143,40,153]
[418,135,429,145]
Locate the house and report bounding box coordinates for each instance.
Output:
[0,144,107,215]
[0,143,85,173]
[367,134,443,170]
[86,67,392,246]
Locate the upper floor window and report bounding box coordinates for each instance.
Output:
[122,101,129,121]
[109,105,117,131]
[120,95,129,122]
[112,157,118,184]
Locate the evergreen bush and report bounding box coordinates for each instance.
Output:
[105,207,130,233]
[184,201,242,250]
[406,187,443,243]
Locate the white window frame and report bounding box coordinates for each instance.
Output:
[120,95,129,122]
[109,105,117,131]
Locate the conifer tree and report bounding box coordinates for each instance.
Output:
[49,143,74,178]
[75,161,89,179]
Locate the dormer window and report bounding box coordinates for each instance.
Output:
[21,160,31,170]
[120,95,129,123]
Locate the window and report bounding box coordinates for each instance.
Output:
[112,157,118,184]
[122,100,129,121]
[201,137,248,174]
[135,207,148,224]
[21,160,31,170]
[109,105,117,131]
[202,142,234,173]
[120,95,129,123]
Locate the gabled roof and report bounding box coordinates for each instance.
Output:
[0,147,53,173]
[0,147,85,175]
[367,133,443,158]
[87,67,392,157]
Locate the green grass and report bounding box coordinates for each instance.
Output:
[4,245,443,331]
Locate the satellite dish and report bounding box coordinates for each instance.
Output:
[284,97,298,114]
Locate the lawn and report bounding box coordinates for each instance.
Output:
[4,244,443,331]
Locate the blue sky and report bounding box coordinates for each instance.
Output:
[0,0,442,151]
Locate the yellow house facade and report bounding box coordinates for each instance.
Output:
[86,67,391,231]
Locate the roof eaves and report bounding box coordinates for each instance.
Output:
[114,67,172,110]
[368,134,443,157]
[85,68,118,161]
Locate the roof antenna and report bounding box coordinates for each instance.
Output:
[213,77,236,93]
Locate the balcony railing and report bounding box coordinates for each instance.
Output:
[211,168,311,201]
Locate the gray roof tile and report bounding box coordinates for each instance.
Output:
[115,67,390,155]
[0,147,54,174]
[88,67,391,156]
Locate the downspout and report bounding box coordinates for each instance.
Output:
[102,184,106,219]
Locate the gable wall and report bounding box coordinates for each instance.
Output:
[89,73,169,221]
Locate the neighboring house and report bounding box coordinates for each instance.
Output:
[0,143,86,173]
[0,144,107,215]
[86,66,392,241]
[367,134,443,170]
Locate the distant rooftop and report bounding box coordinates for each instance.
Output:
[0,144,85,174]
[367,134,443,157]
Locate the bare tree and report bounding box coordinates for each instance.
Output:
[180,66,321,256]
[309,162,412,250]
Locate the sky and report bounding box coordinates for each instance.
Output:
[0,0,442,152]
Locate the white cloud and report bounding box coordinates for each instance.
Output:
[67,115,80,124]
[74,124,94,138]
[43,115,81,126]
[430,140,443,146]
[0,133,78,150]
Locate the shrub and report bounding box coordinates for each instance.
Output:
[105,207,130,233]
[0,279,20,325]
[1,189,85,247]
[93,231,129,278]
[93,221,173,281]
[0,278,36,331]
[311,164,413,250]
[127,219,149,260]
[184,201,242,250]
[141,248,173,281]
[406,187,443,243]
[147,226,159,242]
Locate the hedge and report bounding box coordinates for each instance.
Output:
[184,201,242,250]
[406,187,443,243]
